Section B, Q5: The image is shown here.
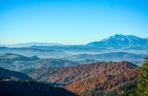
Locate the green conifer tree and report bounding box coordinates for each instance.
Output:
[136,58,148,96]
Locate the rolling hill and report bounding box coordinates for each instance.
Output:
[0,53,79,71]
[24,62,139,95]
[63,52,145,65]
[47,62,139,95]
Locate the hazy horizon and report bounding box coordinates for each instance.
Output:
[0,0,148,44]
[0,34,147,45]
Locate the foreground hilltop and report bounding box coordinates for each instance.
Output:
[46,62,139,95]
[0,67,77,96]
[0,80,77,96]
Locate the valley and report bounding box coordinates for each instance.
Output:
[0,34,147,96]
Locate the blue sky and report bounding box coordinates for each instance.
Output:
[0,0,148,44]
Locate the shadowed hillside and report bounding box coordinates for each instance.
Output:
[0,80,77,96]
[0,67,77,96]
[0,67,32,81]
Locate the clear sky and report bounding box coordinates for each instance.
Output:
[0,0,148,44]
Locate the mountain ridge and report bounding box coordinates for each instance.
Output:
[87,34,148,49]
[0,34,147,48]
[63,52,144,65]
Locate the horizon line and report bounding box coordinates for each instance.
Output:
[0,34,147,45]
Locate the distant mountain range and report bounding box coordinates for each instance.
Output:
[6,42,63,48]
[1,34,148,49]
[87,34,148,49]
[0,34,147,66]
[63,52,145,65]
